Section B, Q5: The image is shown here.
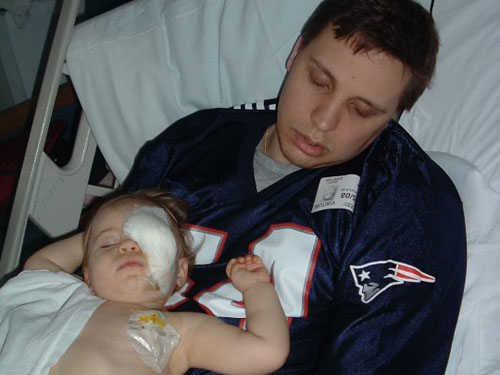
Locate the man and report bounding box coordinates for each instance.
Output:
[39,0,466,373]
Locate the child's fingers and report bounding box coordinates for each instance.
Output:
[243,255,264,271]
[244,255,261,264]
[226,258,238,277]
[233,255,261,265]
[226,256,250,276]
[226,255,266,277]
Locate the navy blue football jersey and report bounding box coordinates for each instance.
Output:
[122,101,466,374]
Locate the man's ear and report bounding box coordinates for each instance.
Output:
[286,36,304,71]
[175,257,189,289]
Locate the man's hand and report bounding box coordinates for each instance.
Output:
[226,255,271,293]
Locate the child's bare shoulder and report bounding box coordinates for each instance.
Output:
[164,309,218,335]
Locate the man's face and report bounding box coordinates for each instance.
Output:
[271,26,411,168]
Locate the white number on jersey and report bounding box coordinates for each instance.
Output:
[166,223,320,318]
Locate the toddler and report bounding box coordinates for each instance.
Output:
[0,190,289,375]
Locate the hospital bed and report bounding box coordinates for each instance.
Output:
[1,0,499,373]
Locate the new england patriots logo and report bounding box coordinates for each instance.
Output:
[350,260,436,303]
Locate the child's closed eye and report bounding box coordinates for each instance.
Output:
[99,235,120,249]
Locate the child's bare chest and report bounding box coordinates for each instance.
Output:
[50,303,163,375]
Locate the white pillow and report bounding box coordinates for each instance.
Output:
[428,152,500,244]
[429,152,500,375]
[400,0,500,194]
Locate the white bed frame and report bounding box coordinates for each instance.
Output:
[0,0,111,278]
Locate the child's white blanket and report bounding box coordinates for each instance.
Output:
[0,270,103,375]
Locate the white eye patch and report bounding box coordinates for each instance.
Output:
[123,206,178,295]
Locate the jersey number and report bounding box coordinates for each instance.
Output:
[166,224,321,318]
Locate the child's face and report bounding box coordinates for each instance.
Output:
[84,199,187,307]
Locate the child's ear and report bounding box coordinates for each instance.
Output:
[83,266,90,285]
[175,257,189,288]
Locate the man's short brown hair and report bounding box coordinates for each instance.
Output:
[300,0,439,112]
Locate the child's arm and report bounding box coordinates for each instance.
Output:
[24,232,85,272]
[184,255,289,375]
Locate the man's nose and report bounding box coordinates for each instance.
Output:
[311,97,341,132]
[119,239,141,254]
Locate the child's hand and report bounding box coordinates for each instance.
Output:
[226,255,271,293]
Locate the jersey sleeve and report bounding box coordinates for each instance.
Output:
[120,107,251,199]
[316,137,467,374]
[120,109,216,193]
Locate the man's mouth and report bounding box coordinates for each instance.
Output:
[293,131,327,157]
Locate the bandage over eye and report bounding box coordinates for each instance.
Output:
[123,206,177,294]
[127,310,180,373]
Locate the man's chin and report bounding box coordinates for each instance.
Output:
[283,151,328,169]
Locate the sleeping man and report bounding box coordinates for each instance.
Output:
[19,0,466,373]
[0,190,289,375]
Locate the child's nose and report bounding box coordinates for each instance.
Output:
[119,239,141,254]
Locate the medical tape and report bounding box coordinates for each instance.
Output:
[123,206,178,294]
[127,310,180,373]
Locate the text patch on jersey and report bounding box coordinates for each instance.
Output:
[312,174,360,213]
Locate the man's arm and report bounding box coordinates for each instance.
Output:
[315,152,466,374]
[24,232,85,273]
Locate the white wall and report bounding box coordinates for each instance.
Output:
[0,0,85,112]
